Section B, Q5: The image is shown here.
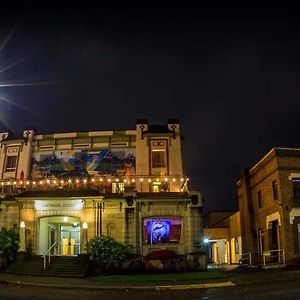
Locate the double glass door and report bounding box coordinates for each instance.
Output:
[60,226,80,256]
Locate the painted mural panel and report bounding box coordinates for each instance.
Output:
[31,148,136,178]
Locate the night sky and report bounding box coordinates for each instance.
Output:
[1,3,300,213]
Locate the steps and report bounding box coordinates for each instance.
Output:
[5,255,90,278]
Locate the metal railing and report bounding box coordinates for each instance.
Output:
[262,249,285,266]
[43,242,57,270]
[239,252,252,266]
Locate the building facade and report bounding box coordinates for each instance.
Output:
[0,120,203,262]
[204,211,242,265]
[237,148,300,265]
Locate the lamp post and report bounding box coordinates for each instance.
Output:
[81,221,88,254]
[19,221,26,252]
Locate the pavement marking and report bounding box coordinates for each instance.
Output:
[0,279,235,291]
[156,281,235,290]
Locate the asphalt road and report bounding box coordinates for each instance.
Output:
[1,279,300,300]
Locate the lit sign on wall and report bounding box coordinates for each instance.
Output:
[144,218,182,245]
[34,200,84,210]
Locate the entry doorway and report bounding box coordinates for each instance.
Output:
[38,216,81,256]
[60,225,80,256]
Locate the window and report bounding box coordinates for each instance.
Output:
[107,224,116,238]
[151,150,166,168]
[257,190,263,208]
[234,238,239,254]
[5,156,18,172]
[258,229,264,255]
[143,218,182,245]
[272,180,278,200]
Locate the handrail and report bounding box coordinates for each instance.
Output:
[43,242,57,270]
[262,249,285,266]
[239,252,252,266]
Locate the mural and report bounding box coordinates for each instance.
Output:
[31,148,136,178]
[144,218,182,245]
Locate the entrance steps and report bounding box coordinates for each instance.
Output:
[5,255,90,277]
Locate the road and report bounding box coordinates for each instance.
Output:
[1,279,300,300]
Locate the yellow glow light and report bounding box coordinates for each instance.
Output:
[172,178,176,182]
[140,178,143,182]
[39,181,43,185]
[148,179,152,182]
[83,179,87,183]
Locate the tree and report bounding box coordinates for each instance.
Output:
[88,235,133,272]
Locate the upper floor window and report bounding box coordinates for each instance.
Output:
[5,156,18,172]
[151,150,166,168]
[257,190,263,208]
[272,180,278,200]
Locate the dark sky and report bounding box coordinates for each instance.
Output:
[1,2,300,213]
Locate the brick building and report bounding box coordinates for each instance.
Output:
[237,147,300,265]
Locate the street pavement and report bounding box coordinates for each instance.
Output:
[1,267,300,299]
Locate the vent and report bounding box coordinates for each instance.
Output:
[111,142,128,147]
[39,145,55,150]
[73,143,91,149]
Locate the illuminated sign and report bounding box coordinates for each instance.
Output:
[34,199,84,210]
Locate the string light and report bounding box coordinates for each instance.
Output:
[0,175,190,191]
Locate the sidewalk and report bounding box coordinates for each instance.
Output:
[1,267,300,291]
[0,272,234,290]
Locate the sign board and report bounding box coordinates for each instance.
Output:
[34,199,84,211]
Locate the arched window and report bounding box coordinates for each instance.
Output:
[107,223,116,239]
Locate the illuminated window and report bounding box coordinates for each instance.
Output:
[234,238,239,254]
[143,218,182,245]
[5,156,18,172]
[151,150,166,168]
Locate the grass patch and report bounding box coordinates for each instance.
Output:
[96,270,228,282]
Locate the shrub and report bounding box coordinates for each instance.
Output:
[0,227,20,269]
[144,249,178,271]
[88,235,133,273]
[144,249,177,261]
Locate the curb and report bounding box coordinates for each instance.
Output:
[0,279,235,290]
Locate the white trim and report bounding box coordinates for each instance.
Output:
[266,212,281,229]
[289,208,300,224]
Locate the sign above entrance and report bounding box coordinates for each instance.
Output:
[34,200,84,210]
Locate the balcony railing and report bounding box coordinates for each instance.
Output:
[0,175,189,195]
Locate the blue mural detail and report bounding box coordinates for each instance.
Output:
[147,219,170,244]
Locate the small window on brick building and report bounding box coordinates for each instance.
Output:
[257,190,263,208]
[292,181,300,204]
[272,180,278,200]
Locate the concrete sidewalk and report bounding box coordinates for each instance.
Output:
[2,267,300,291]
[0,272,234,290]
